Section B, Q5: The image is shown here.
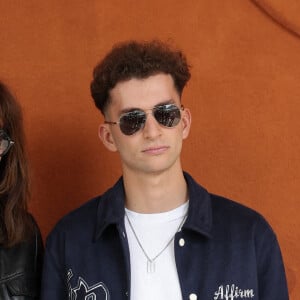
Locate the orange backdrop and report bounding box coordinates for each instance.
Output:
[0,1,299,298]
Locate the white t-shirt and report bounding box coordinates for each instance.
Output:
[125,201,189,300]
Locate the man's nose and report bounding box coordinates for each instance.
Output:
[142,112,162,139]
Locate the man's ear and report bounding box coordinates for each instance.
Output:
[98,124,118,152]
[181,107,192,140]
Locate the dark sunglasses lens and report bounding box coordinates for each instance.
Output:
[154,105,181,127]
[0,138,9,156]
[120,111,146,135]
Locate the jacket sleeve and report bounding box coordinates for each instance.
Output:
[255,219,289,299]
[40,227,68,300]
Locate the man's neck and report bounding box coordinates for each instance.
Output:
[123,167,188,214]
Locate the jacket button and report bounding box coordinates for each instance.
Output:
[179,238,185,247]
[189,293,197,300]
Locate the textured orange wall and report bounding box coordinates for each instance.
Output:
[0,1,299,297]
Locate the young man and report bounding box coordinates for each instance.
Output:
[41,41,289,300]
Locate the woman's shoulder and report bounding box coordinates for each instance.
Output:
[0,213,43,299]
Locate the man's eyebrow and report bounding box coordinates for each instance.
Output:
[119,107,140,114]
[119,99,176,114]
[155,99,176,106]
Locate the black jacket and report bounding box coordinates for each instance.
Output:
[0,219,43,299]
[41,172,289,299]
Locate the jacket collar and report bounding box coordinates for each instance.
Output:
[94,177,126,240]
[182,172,212,238]
[94,172,213,240]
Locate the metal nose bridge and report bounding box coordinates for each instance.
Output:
[141,109,162,134]
[143,106,158,114]
[143,107,157,119]
[140,108,159,129]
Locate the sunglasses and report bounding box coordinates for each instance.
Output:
[0,130,14,157]
[105,103,184,136]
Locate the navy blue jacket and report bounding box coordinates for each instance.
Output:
[41,172,289,299]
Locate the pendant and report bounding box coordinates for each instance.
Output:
[147,260,155,273]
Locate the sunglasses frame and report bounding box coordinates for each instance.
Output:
[105,103,184,135]
[0,129,15,157]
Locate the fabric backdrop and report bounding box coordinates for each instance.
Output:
[0,1,299,297]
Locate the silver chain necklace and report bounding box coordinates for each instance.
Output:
[125,212,187,273]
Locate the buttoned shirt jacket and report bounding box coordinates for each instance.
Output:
[41,172,289,300]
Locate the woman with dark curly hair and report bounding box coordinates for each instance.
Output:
[0,81,43,299]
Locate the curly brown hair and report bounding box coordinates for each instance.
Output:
[90,40,191,114]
